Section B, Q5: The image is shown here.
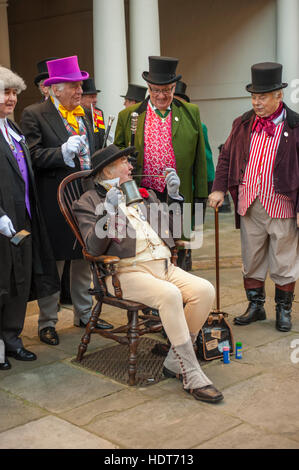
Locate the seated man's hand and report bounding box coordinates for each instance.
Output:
[104,187,123,214]
[0,215,16,238]
[165,168,180,198]
[208,191,225,209]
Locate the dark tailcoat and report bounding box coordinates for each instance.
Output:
[0,120,59,300]
[21,99,100,259]
[212,104,299,228]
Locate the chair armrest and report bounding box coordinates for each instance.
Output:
[83,248,120,265]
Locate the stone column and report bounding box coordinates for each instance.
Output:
[0,0,11,68]
[93,0,128,127]
[129,0,160,85]
[277,0,299,111]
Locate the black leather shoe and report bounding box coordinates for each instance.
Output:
[0,358,11,370]
[39,327,59,346]
[185,385,224,403]
[78,319,113,330]
[7,347,37,361]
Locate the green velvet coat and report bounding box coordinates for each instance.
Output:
[114,97,208,204]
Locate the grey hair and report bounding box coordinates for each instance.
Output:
[49,82,66,97]
[0,65,26,94]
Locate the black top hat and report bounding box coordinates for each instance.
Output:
[82,78,101,95]
[87,144,136,178]
[174,80,190,102]
[142,56,182,85]
[34,57,59,86]
[121,84,147,102]
[246,62,288,94]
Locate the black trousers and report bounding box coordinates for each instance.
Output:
[0,215,32,351]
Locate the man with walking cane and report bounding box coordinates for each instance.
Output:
[209,62,299,332]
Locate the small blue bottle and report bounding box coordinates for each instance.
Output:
[223,346,230,364]
[235,342,242,359]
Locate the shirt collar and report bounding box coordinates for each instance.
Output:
[0,118,23,143]
[149,100,171,112]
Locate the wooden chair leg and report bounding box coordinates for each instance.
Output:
[76,298,103,362]
[127,309,139,386]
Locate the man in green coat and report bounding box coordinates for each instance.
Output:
[114,56,208,270]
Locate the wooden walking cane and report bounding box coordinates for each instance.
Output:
[196,206,235,360]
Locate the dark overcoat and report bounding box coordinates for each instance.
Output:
[73,185,183,258]
[212,104,299,228]
[20,99,100,259]
[0,120,60,300]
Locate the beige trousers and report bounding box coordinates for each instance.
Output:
[106,259,215,347]
[240,198,299,285]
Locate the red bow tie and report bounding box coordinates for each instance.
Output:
[252,102,284,137]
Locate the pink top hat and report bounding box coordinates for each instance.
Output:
[43,56,89,86]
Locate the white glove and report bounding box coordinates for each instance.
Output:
[164,168,181,198]
[104,187,123,214]
[61,135,87,167]
[0,215,16,238]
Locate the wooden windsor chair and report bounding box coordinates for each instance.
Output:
[57,169,173,386]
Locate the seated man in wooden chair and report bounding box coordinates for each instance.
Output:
[73,144,223,404]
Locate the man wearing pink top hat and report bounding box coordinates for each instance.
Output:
[209,62,299,332]
[21,56,112,346]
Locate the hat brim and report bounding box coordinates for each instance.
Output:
[86,146,136,178]
[83,90,101,95]
[174,93,190,103]
[246,82,288,93]
[142,72,182,85]
[43,71,89,87]
[120,94,140,101]
[34,72,49,86]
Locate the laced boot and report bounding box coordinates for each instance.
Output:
[275,284,295,332]
[234,286,266,325]
[163,337,223,403]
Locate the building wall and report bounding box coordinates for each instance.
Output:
[7,0,277,166]
[7,0,94,121]
[159,0,276,162]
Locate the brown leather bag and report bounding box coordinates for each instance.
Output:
[196,313,234,361]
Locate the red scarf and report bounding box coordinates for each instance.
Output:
[252,102,284,137]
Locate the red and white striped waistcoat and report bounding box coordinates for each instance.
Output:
[141,103,176,193]
[238,110,294,218]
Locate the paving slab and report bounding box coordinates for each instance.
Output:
[0,416,117,449]
[85,394,241,449]
[196,423,299,449]
[218,366,299,443]
[0,362,124,414]
[60,388,152,427]
[0,343,69,378]
[0,390,47,433]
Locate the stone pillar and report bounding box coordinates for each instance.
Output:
[0,0,11,68]
[129,0,160,85]
[93,0,128,126]
[277,0,299,111]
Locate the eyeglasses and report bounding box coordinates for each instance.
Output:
[148,85,175,96]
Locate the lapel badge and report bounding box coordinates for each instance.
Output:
[175,116,179,122]
[284,131,288,137]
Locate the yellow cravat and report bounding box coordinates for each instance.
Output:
[58,104,85,134]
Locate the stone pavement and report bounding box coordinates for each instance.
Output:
[0,207,298,450]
